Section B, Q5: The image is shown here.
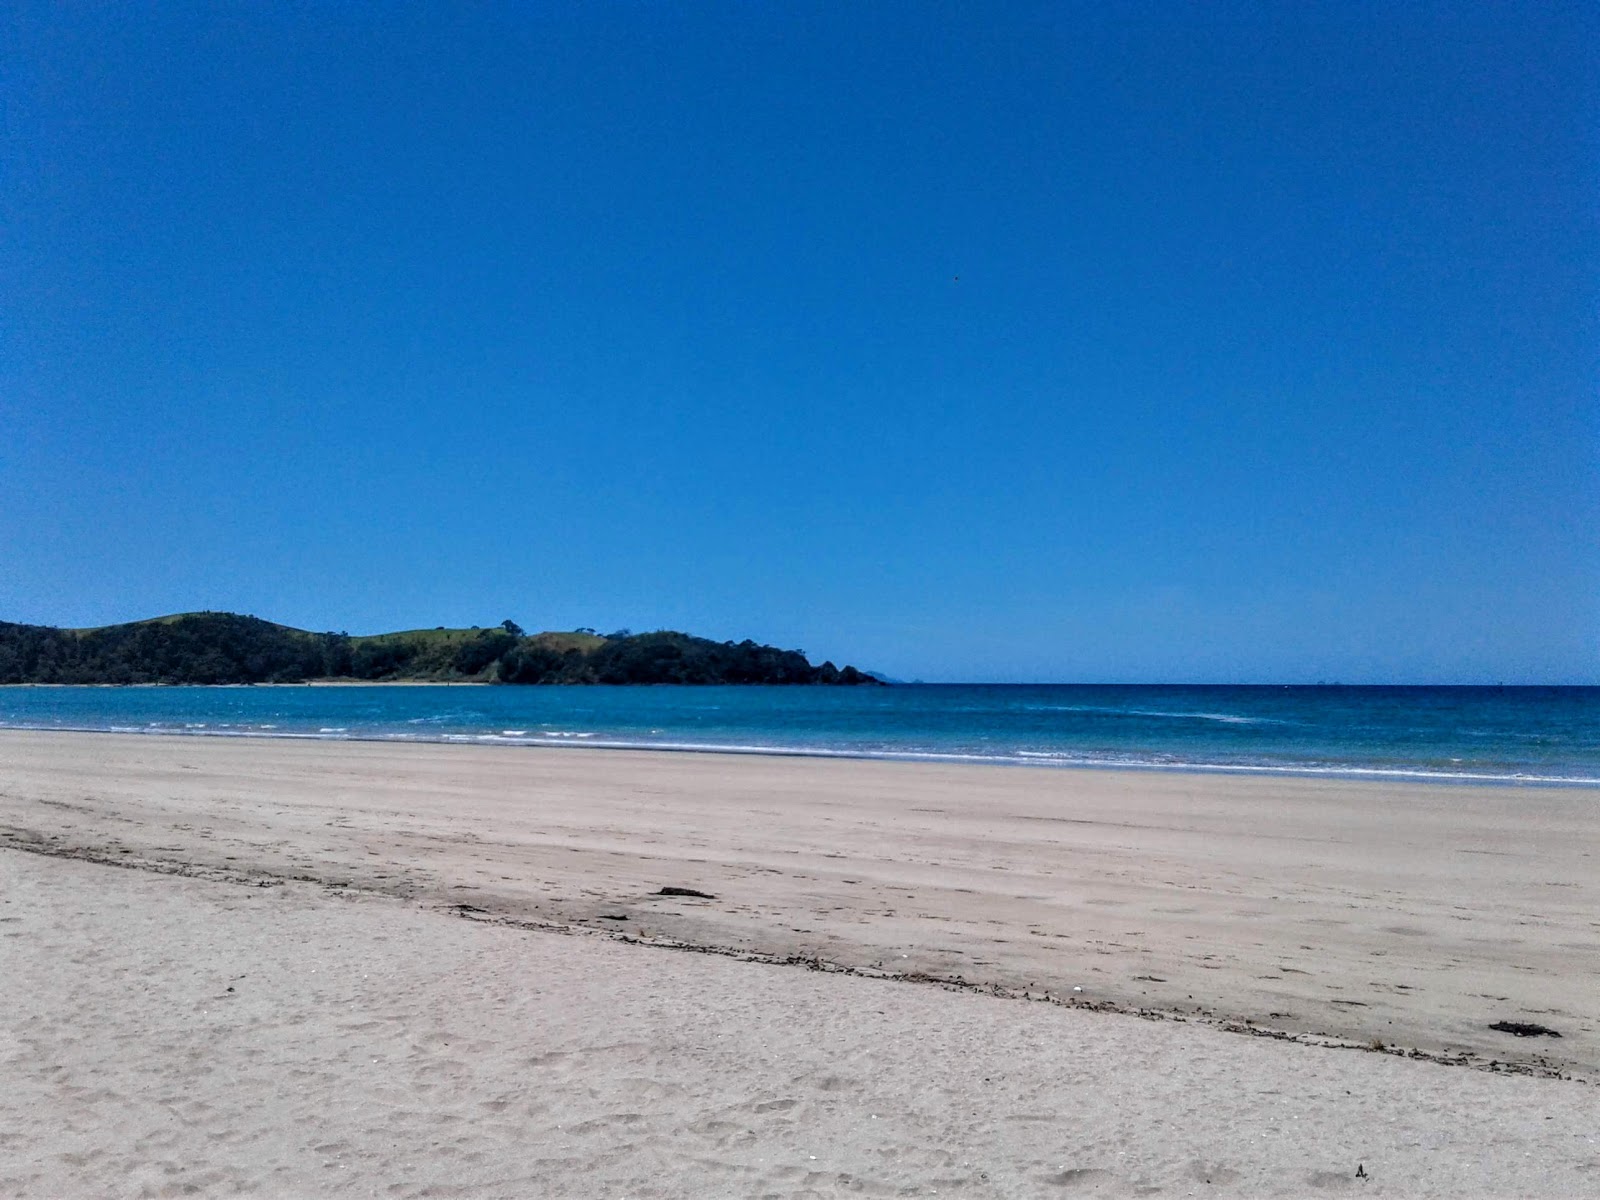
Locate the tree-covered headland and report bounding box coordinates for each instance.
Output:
[0,613,881,686]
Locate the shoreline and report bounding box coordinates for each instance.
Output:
[2,729,1595,1082]
[1,721,1595,788]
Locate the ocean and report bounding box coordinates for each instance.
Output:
[1,684,1596,786]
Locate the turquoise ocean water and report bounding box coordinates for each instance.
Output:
[2,685,1597,785]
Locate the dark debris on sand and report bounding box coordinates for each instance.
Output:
[1489,1021,1562,1038]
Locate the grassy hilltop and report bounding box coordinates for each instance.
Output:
[0,613,879,687]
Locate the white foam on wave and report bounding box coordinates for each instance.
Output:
[1025,704,1286,725]
[1151,710,1260,724]
[394,735,1600,785]
[1,719,1593,787]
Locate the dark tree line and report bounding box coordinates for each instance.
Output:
[0,614,881,686]
[499,631,874,685]
[0,614,337,685]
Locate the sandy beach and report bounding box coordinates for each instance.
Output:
[2,730,1597,1196]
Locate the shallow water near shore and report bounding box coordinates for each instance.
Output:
[2,683,1596,785]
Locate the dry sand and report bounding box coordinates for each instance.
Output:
[1,730,1597,1196]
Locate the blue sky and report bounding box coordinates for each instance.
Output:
[3,2,1595,682]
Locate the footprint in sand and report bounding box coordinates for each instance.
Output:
[1306,1168,1359,1190]
[1044,1166,1116,1189]
[1188,1160,1241,1185]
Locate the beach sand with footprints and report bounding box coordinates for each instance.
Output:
[2,730,1596,1196]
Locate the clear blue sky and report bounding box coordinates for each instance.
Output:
[3,2,1595,682]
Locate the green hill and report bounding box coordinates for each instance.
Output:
[0,613,880,687]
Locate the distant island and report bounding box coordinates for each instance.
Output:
[0,613,882,687]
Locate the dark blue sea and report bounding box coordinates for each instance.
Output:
[2,684,1597,785]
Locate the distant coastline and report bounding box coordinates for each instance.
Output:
[0,679,494,688]
[0,612,881,688]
